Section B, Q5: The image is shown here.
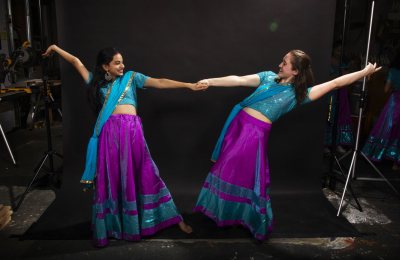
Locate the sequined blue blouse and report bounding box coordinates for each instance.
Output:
[387,68,400,91]
[246,71,312,122]
[86,71,149,107]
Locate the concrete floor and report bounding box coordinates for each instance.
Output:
[1,124,400,259]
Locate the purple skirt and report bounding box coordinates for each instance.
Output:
[194,110,273,240]
[362,91,400,163]
[93,114,182,247]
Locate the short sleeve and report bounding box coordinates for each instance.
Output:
[302,87,313,104]
[85,72,93,85]
[133,72,149,89]
[257,71,277,86]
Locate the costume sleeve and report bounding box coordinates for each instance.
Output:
[257,71,267,85]
[133,72,149,89]
[257,71,276,86]
[85,72,93,85]
[302,87,313,104]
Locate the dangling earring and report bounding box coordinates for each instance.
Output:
[104,71,112,81]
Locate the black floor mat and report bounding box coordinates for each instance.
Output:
[21,191,360,241]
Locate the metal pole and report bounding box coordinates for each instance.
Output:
[38,0,54,172]
[339,0,349,65]
[337,0,375,216]
[25,0,32,43]
[6,0,15,53]
[38,0,44,48]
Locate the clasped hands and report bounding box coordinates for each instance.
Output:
[190,79,209,91]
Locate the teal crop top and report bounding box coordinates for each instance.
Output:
[86,71,149,107]
[246,71,312,122]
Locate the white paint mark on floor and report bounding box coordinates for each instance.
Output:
[323,188,391,225]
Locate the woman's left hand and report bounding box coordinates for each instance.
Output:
[364,62,382,77]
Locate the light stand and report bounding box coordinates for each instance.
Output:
[14,0,63,212]
[324,0,362,211]
[27,78,62,130]
[337,0,399,216]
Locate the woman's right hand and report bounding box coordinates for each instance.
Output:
[41,45,89,82]
[42,44,57,57]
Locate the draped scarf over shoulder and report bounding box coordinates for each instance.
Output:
[81,71,135,184]
[211,84,290,161]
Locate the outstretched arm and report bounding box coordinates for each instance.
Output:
[309,63,381,101]
[198,74,260,87]
[144,78,208,91]
[42,44,90,82]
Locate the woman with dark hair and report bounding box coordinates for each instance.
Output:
[43,44,206,247]
[362,52,400,170]
[193,50,380,240]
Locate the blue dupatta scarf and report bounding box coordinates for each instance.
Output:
[81,71,135,184]
[211,84,291,161]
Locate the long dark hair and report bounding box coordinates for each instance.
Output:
[287,49,314,105]
[88,47,120,113]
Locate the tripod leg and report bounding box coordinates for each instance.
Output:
[27,92,42,129]
[337,151,357,216]
[14,154,49,211]
[0,123,16,165]
[54,152,63,159]
[48,93,62,118]
[338,149,352,161]
[360,152,399,195]
[334,155,363,212]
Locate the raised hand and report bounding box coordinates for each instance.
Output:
[42,44,56,57]
[364,62,382,77]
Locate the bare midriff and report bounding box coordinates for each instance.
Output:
[112,104,137,115]
[111,105,270,122]
[242,107,272,124]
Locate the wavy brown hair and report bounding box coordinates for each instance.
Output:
[286,50,315,105]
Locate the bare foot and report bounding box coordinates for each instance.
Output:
[178,221,193,234]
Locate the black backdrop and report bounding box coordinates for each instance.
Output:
[25,0,360,239]
[58,0,334,189]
